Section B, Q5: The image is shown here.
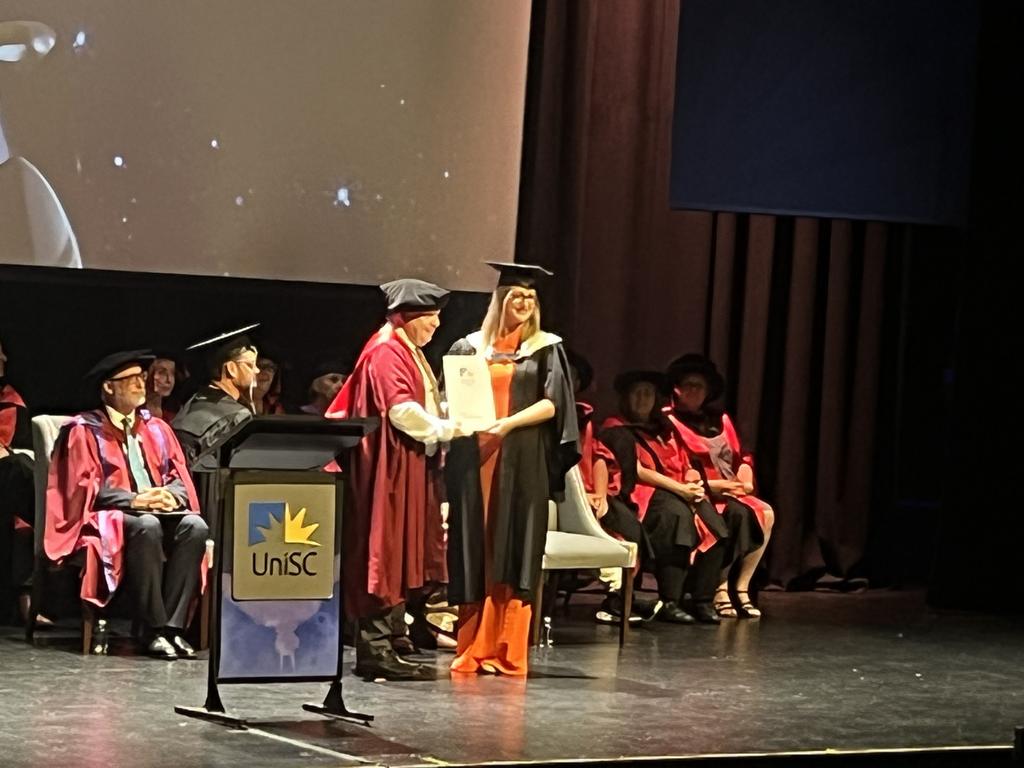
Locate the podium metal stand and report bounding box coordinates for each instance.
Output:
[175,415,377,727]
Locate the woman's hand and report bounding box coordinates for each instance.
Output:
[712,479,747,497]
[678,481,706,503]
[484,418,514,438]
[587,493,609,519]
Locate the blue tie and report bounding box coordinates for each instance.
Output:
[123,418,153,492]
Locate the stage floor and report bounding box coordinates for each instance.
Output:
[1,590,1021,767]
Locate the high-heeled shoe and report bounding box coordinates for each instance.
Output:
[655,601,695,624]
[714,587,738,619]
[735,589,761,618]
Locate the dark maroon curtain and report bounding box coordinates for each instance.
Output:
[516,0,902,587]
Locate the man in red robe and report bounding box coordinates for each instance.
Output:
[45,350,206,659]
[327,278,457,681]
[1,335,35,623]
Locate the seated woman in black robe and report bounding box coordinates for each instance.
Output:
[665,354,775,618]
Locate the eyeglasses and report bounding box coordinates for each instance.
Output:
[509,292,537,305]
[108,372,147,385]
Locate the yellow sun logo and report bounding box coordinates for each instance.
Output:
[254,504,321,547]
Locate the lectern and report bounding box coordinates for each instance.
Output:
[175,415,377,727]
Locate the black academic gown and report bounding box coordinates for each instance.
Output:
[444,330,580,605]
[172,386,252,534]
[172,386,252,469]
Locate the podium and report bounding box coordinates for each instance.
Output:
[175,415,377,727]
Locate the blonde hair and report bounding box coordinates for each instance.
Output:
[480,285,542,350]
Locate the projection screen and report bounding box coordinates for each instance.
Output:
[0,1,532,291]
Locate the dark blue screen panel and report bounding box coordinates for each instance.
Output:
[670,0,980,226]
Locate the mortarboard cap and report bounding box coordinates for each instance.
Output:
[185,323,260,379]
[485,261,553,289]
[85,349,156,384]
[380,278,449,313]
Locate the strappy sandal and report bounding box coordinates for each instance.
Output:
[714,587,738,619]
[736,590,761,618]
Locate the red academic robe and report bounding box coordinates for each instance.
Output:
[44,409,201,606]
[668,411,770,530]
[576,402,621,497]
[325,324,445,618]
[0,383,26,448]
[600,414,717,557]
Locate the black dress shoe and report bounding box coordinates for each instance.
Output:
[144,635,178,660]
[655,601,695,624]
[354,656,438,682]
[169,633,197,659]
[691,602,722,624]
[632,597,665,622]
[391,635,435,662]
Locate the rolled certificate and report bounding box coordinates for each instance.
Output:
[442,355,497,432]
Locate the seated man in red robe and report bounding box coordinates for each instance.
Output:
[45,350,207,659]
[0,334,35,624]
[327,278,459,681]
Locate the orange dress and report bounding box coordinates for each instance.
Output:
[451,328,534,676]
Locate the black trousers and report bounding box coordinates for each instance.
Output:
[601,497,655,571]
[641,491,731,604]
[121,513,208,630]
[640,490,696,603]
[354,588,434,665]
[354,602,409,668]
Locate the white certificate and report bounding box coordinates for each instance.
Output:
[443,355,496,432]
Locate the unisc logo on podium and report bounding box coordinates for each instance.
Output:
[232,485,336,600]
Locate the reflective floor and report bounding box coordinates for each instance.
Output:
[1,590,1021,768]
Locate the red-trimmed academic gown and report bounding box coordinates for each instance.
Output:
[576,401,620,497]
[0,382,28,450]
[44,409,201,606]
[325,324,445,619]
[599,414,719,557]
[668,411,770,530]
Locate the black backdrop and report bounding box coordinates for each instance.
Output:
[0,265,489,413]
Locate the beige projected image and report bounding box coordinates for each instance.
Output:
[0,1,531,291]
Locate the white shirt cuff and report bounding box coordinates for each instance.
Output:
[388,401,454,450]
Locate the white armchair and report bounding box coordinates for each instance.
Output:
[533,465,638,647]
[26,414,98,653]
